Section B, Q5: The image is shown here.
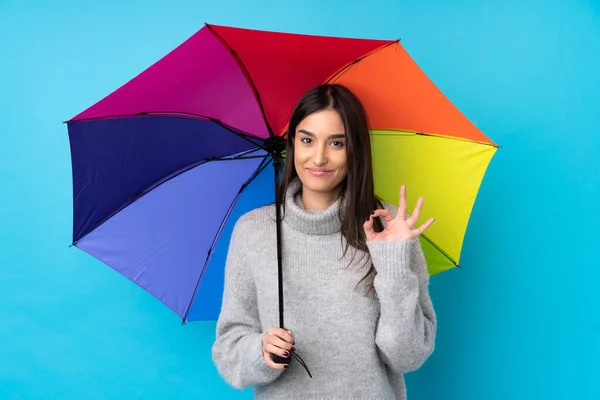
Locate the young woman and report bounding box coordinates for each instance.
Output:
[212,83,436,399]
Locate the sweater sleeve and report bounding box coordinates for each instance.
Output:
[211,214,285,389]
[366,205,437,374]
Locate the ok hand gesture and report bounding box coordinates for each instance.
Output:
[364,185,435,242]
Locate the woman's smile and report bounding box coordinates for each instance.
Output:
[306,168,334,177]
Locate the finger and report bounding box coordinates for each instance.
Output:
[363,214,376,239]
[266,333,294,352]
[264,342,292,359]
[263,350,288,370]
[274,328,294,344]
[371,209,394,223]
[408,197,424,227]
[399,185,407,221]
[269,328,294,345]
[414,217,435,235]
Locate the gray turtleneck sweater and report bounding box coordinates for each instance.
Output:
[212,178,436,399]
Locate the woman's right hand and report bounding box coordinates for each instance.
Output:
[262,328,295,369]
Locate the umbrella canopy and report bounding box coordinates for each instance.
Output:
[66,24,498,324]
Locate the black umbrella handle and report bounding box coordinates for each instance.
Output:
[271,354,292,364]
[272,350,313,378]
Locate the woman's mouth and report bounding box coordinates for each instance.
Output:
[306,168,333,177]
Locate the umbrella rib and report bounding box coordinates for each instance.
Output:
[325,40,398,85]
[182,155,272,323]
[420,233,461,268]
[66,111,268,151]
[371,130,501,148]
[226,147,266,159]
[205,23,275,137]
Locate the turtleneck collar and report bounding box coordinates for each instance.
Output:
[282,177,347,235]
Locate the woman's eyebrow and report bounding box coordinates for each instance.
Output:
[298,129,345,139]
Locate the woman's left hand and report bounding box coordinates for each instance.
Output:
[364,184,435,242]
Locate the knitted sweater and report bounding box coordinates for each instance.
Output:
[212,178,436,399]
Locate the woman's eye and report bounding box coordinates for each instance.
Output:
[301,137,312,144]
[331,141,344,147]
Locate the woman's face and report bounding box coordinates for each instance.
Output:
[294,109,348,199]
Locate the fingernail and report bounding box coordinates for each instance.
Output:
[283,351,289,357]
[292,346,296,352]
[371,211,375,215]
[284,365,289,369]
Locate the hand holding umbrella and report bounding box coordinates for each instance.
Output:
[262,328,295,369]
[364,185,435,241]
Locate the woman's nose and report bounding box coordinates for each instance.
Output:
[313,146,327,166]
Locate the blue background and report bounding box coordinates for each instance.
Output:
[1,0,598,399]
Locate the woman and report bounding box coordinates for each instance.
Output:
[212,83,436,399]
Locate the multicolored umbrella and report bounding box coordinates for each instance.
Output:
[66,24,498,325]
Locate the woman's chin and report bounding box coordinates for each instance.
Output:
[299,175,344,195]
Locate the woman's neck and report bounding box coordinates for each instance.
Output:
[284,177,345,235]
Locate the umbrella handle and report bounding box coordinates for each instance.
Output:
[271,354,292,364]
[272,350,313,378]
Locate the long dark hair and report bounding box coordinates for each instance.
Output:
[277,83,384,295]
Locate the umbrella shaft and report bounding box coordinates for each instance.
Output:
[273,154,285,329]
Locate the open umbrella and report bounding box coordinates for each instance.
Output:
[66,24,498,331]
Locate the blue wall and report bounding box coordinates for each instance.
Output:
[1,0,598,398]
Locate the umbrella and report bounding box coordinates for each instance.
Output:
[66,24,498,330]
